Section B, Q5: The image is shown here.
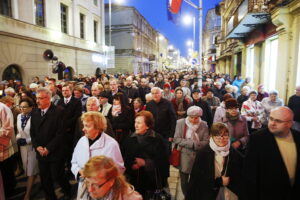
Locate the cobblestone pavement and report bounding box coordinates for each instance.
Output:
[9,167,184,200]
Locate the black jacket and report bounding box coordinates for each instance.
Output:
[186,145,243,200]
[122,130,169,193]
[123,86,139,102]
[288,95,300,122]
[146,98,177,138]
[189,99,213,128]
[138,86,151,104]
[30,104,65,162]
[56,96,82,135]
[244,128,300,200]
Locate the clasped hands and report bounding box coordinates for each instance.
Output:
[37,146,49,157]
[132,158,146,170]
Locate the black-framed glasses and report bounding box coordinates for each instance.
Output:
[84,178,111,190]
[268,116,292,124]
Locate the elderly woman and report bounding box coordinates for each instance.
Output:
[171,87,190,119]
[261,90,284,125]
[173,106,209,197]
[186,123,243,200]
[16,97,38,200]
[80,156,142,200]
[213,93,233,123]
[71,111,124,199]
[241,90,264,133]
[221,98,249,151]
[121,111,169,199]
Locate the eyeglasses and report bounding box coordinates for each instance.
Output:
[36,96,48,100]
[19,106,29,109]
[214,135,229,140]
[84,178,111,190]
[268,116,292,124]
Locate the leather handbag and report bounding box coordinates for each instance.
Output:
[169,124,187,167]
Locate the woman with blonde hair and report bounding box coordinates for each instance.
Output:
[81,156,142,200]
[71,111,124,199]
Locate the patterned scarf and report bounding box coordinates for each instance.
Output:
[21,113,31,130]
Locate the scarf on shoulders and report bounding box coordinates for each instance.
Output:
[185,118,200,142]
[112,104,121,117]
[21,113,31,130]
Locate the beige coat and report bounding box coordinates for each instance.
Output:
[173,118,209,174]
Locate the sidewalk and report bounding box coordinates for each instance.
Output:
[168,166,184,200]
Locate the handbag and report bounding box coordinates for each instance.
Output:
[169,124,187,167]
[147,169,171,200]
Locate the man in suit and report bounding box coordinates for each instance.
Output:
[244,106,300,200]
[57,85,82,171]
[30,87,71,200]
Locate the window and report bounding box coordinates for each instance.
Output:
[60,3,68,33]
[264,36,278,91]
[35,0,45,26]
[246,45,255,80]
[94,0,98,6]
[0,0,12,17]
[94,20,98,43]
[80,13,85,39]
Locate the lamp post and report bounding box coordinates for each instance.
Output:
[183,0,203,88]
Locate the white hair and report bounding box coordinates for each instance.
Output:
[151,87,162,94]
[4,87,15,94]
[145,93,153,101]
[87,96,100,107]
[36,87,52,97]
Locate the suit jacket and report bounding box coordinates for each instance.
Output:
[30,104,65,162]
[57,96,82,136]
[244,128,300,200]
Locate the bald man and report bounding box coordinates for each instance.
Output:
[244,106,300,200]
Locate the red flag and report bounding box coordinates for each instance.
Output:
[169,0,183,14]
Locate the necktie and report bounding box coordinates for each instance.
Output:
[41,110,45,116]
[65,99,69,104]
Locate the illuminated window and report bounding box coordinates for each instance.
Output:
[264,36,278,91]
[35,0,45,26]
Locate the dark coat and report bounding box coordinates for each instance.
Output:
[189,99,213,128]
[107,89,129,105]
[138,86,151,104]
[56,96,82,135]
[244,128,300,200]
[122,131,169,194]
[146,98,177,138]
[30,104,65,162]
[123,86,139,102]
[186,144,243,200]
[171,98,189,119]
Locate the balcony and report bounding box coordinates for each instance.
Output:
[226,0,271,38]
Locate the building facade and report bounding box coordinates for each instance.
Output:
[216,0,300,102]
[105,4,161,74]
[202,8,221,72]
[0,0,106,83]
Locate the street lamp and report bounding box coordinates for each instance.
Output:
[108,0,124,46]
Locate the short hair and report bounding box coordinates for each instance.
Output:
[151,87,161,94]
[36,87,52,97]
[81,111,107,132]
[4,87,15,94]
[83,156,129,200]
[73,86,84,93]
[210,122,229,136]
[269,89,279,96]
[87,96,100,107]
[133,97,143,105]
[19,97,35,107]
[135,110,155,129]
[0,96,14,104]
[145,93,152,101]
[225,84,233,91]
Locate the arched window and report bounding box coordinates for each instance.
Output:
[2,64,22,81]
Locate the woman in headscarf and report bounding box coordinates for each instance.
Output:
[173,106,209,197]
[171,87,189,119]
[186,123,243,200]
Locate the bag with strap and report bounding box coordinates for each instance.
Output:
[169,124,187,167]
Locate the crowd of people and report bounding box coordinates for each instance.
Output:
[0,70,300,200]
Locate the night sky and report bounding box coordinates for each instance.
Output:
[105,0,221,57]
